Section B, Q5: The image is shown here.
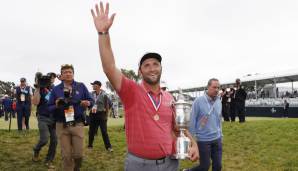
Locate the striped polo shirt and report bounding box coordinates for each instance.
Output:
[117,76,176,159]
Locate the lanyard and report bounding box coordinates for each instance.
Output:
[199,94,218,130]
[147,93,162,111]
[204,94,216,116]
[93,91,102,102]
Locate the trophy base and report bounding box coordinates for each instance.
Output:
[174,153,189,160]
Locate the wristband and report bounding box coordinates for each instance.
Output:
[98,31,109,35]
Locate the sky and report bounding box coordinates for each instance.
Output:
[1,0,298,91]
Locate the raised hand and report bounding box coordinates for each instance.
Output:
[91,2,116,33]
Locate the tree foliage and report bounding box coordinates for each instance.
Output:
[120,68,140,82]
[105,68,140,93]
[0,81,15,96]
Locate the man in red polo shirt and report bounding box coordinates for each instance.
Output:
[91,2,199,170]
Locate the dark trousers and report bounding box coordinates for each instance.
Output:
[88,112,111,149]
[230,103,236,122]
[235,106,245,123]
[222,103,230,122]
[4,109,11,121]
[17,105,30,130]
[189,138,222,171]
[283,109,288,117]
[11,110,16,118]
[33,116,57,162]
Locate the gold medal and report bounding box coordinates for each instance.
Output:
[154,114,160,121]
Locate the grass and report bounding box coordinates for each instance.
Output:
[0,117,297,171]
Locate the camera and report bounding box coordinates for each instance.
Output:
[57,88,72,108]
[56,88,80,109]
[34,72,53,88]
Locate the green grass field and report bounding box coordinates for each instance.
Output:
[0,117,297,171]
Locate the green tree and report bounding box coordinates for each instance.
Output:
[105,81,115,92]
[0,81,15,96]
[105,68,140,93]
[120,68,140,82]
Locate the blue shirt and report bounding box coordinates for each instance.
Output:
[48,81,94,122]
[15,86,32,107]
[189,93,222,142]
[2,98,12,110]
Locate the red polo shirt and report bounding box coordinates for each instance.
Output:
[117,76,176,159]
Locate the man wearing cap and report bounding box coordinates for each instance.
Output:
[15,77,32,130]
[48,64,94,171]
[32,72,57,169]
[234,78,247,123]
[91,2,198,170]
[88,80,113,152]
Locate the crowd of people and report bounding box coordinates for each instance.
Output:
[0,95,16,121]
[0,66,116,170]
[220,79,247,123]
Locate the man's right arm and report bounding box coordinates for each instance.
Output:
[98,34,122,92]
[91,2,122,92]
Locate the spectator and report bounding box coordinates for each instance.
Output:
[88,80,113,152]
[234,79,247,123]
[283,100,289,118]
[15,77,32,130]
[2,95,12,121]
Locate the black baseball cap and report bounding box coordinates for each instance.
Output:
[139,52,162,68]
[20,77,26,82]
[91,80,102,86]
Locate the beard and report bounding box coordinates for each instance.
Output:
[143,73,161,85]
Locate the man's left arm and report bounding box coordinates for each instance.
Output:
[80,84,94,108]
[104,94,109,112]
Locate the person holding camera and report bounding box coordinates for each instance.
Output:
[88,80,113,152]
[234,78,247,123]
[32,72,57,169]
[15,77,32,130]
[48,64,93,171]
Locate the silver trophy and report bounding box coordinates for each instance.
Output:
[174,92,192,159]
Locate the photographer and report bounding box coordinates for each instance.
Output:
[48,64,93,171]
[234,78,247,123]
[32,72,57,169]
